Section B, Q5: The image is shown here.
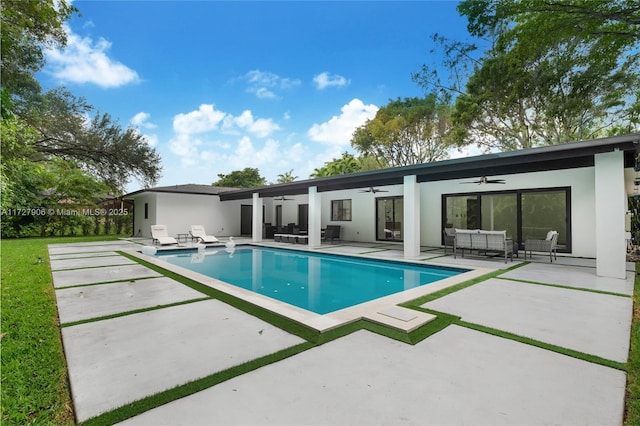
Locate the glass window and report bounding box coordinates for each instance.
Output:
[445,195,478,229]
[481,193,517,240]
[331,199,352,221]
[521,191,568,249]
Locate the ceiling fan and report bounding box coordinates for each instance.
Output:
[358,187,389,193]
[462,176,506,185]
[274,195,294,201]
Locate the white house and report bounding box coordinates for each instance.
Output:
[125,133,640,281]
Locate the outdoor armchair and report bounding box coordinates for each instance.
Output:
[443,228,455,253]
[524,231,559,262]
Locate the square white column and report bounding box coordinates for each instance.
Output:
[252,193,263,242]
[595,150,626,279]
[308,186,322,248]
[403,175,421,258]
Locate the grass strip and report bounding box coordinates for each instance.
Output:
[80,341,316,426]
[624,264,640,425]
[495,276,631,297]
[1,236,122,425]
[459,320,627,371]
[399,262,526,308]
[61,297,213,327]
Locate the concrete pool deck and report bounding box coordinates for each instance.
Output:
[48,239,634,425]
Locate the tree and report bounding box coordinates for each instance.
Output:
[0,159,110,237]
[11,88,162,190]
[351,96,452,167]
[212,167,267,188]
[310,152,362,178]
[1,0,77,116]
[1,1,162,193]
[414,0,640,151]
[276,169,298,183]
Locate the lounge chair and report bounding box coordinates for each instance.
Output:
[524,231,559,262]
[150,225,178,245]
[190,225,219,244]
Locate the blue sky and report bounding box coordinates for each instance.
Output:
[37,1,477,192]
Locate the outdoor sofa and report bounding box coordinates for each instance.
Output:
[454,229,514,263]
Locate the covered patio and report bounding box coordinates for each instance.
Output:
[220,133,639,281]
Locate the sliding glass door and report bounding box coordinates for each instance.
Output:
[376,197,403,241]
[442,187,570,251]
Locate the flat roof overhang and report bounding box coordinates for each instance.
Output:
[219,133,640,201]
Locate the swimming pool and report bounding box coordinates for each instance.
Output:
[156,246,466,314]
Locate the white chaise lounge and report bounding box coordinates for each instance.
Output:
[190,225,219,244]
[150,225,178,245]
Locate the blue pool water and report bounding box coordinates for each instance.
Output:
[156,246,465,314]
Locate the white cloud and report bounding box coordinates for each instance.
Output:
[242,69,301,99]
[313,72,350,90]
[200,136,291,177]
[130,112,157,129]
[168,103,284,175]
[45,25,139,88]
[308,98,378,145]
[173,104,226,134]
[168,134,202,166]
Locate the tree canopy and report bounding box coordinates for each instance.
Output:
[212,168,267,188]
[351,95,452,167]
[276,169,298,183]
[1,0,162,196]
[413,0,640,151]
[1,0,77,115]
[310,152,363,178]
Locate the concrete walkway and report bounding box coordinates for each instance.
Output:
[48,240,634,425]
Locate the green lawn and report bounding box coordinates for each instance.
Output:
[1,236,639,425]
[1,236,121,425]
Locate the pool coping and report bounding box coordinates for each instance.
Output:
[124,245,495,333]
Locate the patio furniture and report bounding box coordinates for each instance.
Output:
[454,229,513,263]
[190,225,219,244]
[150,225,178,245]
[263,223,277,239]
[524,231,559,262]
[323,225,341,244]
[443,228,455,253]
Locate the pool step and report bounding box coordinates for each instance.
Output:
[366,306,436,333]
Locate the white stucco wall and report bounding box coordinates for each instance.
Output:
[132,193,157,238]
[133,193,244,238]
[271,194,309,227]
[319,185,404,242]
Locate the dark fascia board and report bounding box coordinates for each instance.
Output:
[125,185,238,199]
[219,133,640,201]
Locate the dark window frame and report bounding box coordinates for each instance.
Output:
[375,195,404,242]
[331,199,352,221]
[441,187,571,252]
